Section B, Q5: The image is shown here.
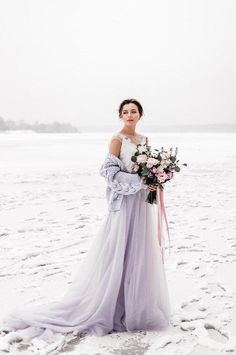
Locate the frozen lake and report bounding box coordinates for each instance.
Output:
[0,131,236,354]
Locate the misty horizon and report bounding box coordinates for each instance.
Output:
[0,0,235,128]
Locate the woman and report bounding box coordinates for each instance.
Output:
[0,98,171,352]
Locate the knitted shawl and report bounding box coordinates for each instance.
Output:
[99,153,147,211]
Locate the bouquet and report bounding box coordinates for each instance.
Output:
[131,138,187,204]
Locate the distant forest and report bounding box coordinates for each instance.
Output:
[0,117,79,133]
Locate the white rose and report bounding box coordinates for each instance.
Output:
[160,160,167,167]
[137,146,147,154]
[147,157,159,165]
[165,159,171,166]
[156,165,164,172]
[137,154,147,163]
[161,164,168,169]
[160,152,170,160]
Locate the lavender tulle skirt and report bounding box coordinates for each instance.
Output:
[1,188,171,342]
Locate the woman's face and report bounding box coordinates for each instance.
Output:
[120,103,140,126]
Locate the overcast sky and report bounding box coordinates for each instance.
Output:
[0,0,235,128]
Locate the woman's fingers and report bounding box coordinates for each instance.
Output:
[147,184,157,191]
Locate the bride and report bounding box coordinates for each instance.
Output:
[0,98,171,351]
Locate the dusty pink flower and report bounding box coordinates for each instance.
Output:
[147,162,154,168]
[157,172,168,183]
[167,171,174,179]
[132,164,139,172]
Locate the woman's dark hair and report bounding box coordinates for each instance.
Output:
[118,98,144,118]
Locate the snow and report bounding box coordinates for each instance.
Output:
[0,131,235,354]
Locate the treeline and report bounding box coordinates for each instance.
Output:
[0,117,79,133]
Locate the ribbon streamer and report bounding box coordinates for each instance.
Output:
[157,186,171,263]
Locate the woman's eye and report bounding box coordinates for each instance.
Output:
[122,111,136,114]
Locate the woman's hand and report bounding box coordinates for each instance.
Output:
[147,183,158,191]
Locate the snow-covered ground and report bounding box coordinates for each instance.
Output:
[0,131,235,354]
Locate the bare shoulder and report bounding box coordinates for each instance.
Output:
[108,133,122,157]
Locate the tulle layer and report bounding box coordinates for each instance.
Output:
[1,188,171,344]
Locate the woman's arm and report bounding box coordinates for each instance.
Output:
[109,138,122,157]
[100,152,147,196]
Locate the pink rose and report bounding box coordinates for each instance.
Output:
[167,171,174,180]
[132,164,139,172]
[157,171,168,183]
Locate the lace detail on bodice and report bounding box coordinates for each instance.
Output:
[109,132,147,173]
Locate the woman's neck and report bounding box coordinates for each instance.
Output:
[119,128,137,136]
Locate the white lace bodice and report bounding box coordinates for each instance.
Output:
[109,132,147,172]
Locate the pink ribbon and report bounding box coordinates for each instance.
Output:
[156,186,171,264]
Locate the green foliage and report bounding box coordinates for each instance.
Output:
[141,166,150,174]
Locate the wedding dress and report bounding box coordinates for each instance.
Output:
[0,132,171,352]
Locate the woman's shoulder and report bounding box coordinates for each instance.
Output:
[108,132,122,157]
